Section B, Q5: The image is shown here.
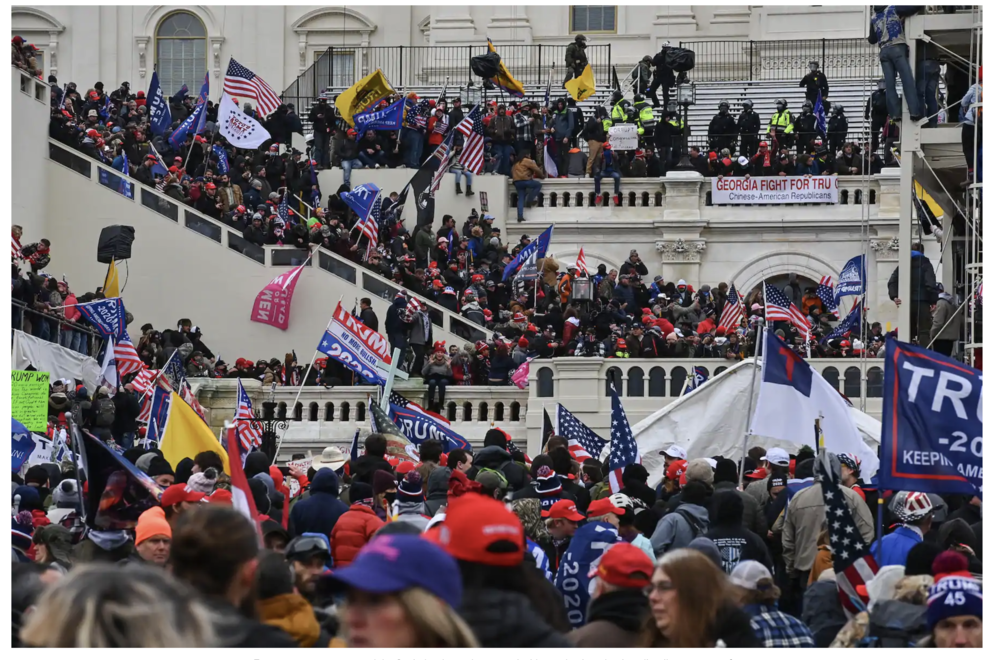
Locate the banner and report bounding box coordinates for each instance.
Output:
[503,225,553,282]
[218,91,271,149]
[880,337,982,497]
[250,259,310,331]
[318,302,393,385]
[339,183,381,222]
[352,97,406,137]
[146,69,172,136]
[11,370,49,432]
[81,428,164,530]
[336,70,394,127]
[12,419,33,472]
[834,255,867,305]
[564,63,597,101]
[608,124,638,151]
[712,175,839,205]
[388,392,471,453]
[168,71,209,149]
[76,298,127,340]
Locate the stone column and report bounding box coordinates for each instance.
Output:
[656,238,707,288]
[660,171,705,222]
[652,6,698,40]
[870,237,902,332]
[429,7,477,44]
[487,6,532,44]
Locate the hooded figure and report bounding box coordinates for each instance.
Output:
[288,468,348,538]
[423,466,452,517]
[649,480,711,556]
[704,490,772,574]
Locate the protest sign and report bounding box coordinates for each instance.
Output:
[11,370,49,432]
[608,124,638,151]
[28,433,54,466]
[712,175,839,204]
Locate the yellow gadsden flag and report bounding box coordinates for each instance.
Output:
[336,69,395,127]
[565,63,596,101]
[103,259,120,298]
[160,393,230,473]
[914,181,944,219]
[488,39,525,97]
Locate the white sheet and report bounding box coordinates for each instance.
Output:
[11,329,101,392]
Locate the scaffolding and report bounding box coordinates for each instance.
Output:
[893,6,981,366]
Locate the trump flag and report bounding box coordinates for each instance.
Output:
[250,259,310,331]
[318,302,393,385]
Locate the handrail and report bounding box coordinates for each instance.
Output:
[10,298,102,358]
[46,139,490,343]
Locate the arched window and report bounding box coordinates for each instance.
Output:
[308,402,319,422]
[510,401,521,422]
[537,367,554,398]
[627,367,644,397]
[714,366,728,376]
[844,367,861,398]
[324,403,336,422]
[648,367,666,397]
[447,402,457,422]
[462,402,473,422]
[822,367,841,392]
[867,367,884,398]
[293,402,303,421]
[605,367,623,396]
[494,402,505,422]
[356,402,366,421]
[669,367,688,397]
[277,402,288,419]
[340,402,351,421]
[478,402,489,422]
[156,12,207,97]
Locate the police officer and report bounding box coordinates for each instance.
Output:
[654,109,685,171]
[799,60,830,113]
[865,80,889,153]
[649,41,677,108]
[708,101,737,152]
[769,98,795,150]
[793,101,819,155]
[736,100,760,157]
[634,94,656,148]
[564,34,589,84]
[827,103,849,153]
[610,90,630,125]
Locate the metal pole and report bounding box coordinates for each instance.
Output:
[380,347,402,411]
[272,348,321,465]
[736,321,766,485]
[876,497,885,566]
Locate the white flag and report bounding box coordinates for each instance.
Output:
[218,91,271,149]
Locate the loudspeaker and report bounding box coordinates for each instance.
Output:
[96,225,135,263]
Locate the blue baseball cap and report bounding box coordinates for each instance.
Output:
[325,535,462,609]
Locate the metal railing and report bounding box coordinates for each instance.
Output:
[678,38,881,83]
[11,299,103,359]
[282,43,611,115]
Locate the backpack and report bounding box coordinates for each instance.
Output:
[475,466,509,492]
[94,397,116,427]
[855,601,928,648]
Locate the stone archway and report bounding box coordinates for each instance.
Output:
[136,6,225,80]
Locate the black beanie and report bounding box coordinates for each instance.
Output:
[146,456,175,478]
[713,458,739,485]
[484,429,507,449]
[905,541,945,576]
[349,481,374,505]
[248,479,271,515]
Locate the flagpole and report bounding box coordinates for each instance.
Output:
[380,347,402,412]
[137,348,179,403]
[736,321,765,487]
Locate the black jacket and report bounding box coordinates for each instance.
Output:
[210,599,297,648]
[288,469,348,538]
[471,446,529,493]
[651,48,677,85]
[349,454,393,486]
[459,588,571,648]
[799,71,829,102]
[359,306,379,332]
[737,110,761,136]
[888,252,939,305]
[708,113,737,146]
[704,522,772,574]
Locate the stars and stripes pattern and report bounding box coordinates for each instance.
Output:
[818,276,839,318]
[129,368,159,396]
[719,283,746,333]
[278,190,290,223]
[113,331,143,377]
[575,247,589,276]
[429,132,455,196]
[764,284,812,337]
[818,451,879,615]
[179,379,208,422]
[223,58,281,118]
[455,104,485,174]
[356,198,381,262]
[12,233,22,261]
[608,386,640,494]
[233,378,263,457]
[555,403,607,461]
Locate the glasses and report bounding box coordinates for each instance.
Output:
[643,581,675,596]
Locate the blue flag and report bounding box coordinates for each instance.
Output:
[145,386,172,444]
[100,94,113,122]
[77,298,127,340]
[168,72,209,149]
[833,255,866,305]
[503,224,553,281]
[348,428,360,463]
[148,145,169,178]
[352,97,406,139]
[81,428,163,529]
[555,521,620,628]
[146,70,173,136]
[118,152,132,199]
[387,391,471,453]
[339,183,381,222]
[821,301,862,345]
[12,419,34,472]
[213,144,230,174]
[814,94,827,137]
[879,337,982,497]
[683,366,710,394]
[162,351,186,392]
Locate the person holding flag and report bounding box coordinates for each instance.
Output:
[145,69,172,136]
[168,72,209,151]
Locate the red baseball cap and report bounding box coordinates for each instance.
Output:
[438,494,524,567]
[161,484,208,508]
[396,461,416,474]
[666,460,688,481]
[588,543,654,589]
[541,500,585,521]
[587,498,625,518]
[745,467,768,481]
[208,489,233,506]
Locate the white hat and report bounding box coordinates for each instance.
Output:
[738,156,749,167]
[705,458,718,469]
[677,279,687,287]
[659,445,688,461]
[730,560,773,590]
[765,447,790,466]
[311,446,347,472]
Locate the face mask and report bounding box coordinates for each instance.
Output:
[382,492,396,506]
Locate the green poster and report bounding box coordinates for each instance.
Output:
[11,370,50,432]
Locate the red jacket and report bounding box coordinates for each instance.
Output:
[653,317,674,336]
[331,504,384,567]
[696,318,717,335]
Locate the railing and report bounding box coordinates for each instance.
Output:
[15,66,49,104]
[679,38,881,83]
[11,299,103,359]
[282,44,612,115]
[46,139,488,344]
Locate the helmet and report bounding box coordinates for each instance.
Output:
[833,103,844,114]
[634,94,645,104]
[641,55,653,64]
[837,453,861,476]
[575,34,587,43]
[609,493,631,510]
[891,491,934,523]
[802,101,812,112]
[742,100,753,109]
[775,98,787,110]
[661,41,671,49]
[611,90,623,103]
[718,101,730,111]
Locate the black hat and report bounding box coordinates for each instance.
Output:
[95,81,105,90]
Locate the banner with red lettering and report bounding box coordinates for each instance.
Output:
[712,175,838,205]
[250,262,309,330]
[317,301,393,385]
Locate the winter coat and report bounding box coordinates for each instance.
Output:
[211,599,297,648]
[713,481,768,539]
[930,295,961,341]
[870,525,922,568]
[566,588,649,648]
[330,504,384,567]
[782,482,873,573]
[704,522,772,574]
[836,151,863,175]
[392,500,431,532]
[650,502,709,556]
[471,445,529,493]
[348,454,394,486]
[423,467,452,516]
[459,588,571,648]
[552,110,575,141]
[258,593,338,648]
[801,573,847,648]
[288,469,348,539]
[888,252,939,306]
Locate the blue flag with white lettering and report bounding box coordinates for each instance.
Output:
[554,522,620,628]
[387,391,471,452]
[339,183,381,222]
[879,337,982,497]
[683,366,709,394]
[148,145,168,178]
[146,70,172,136]
[814,94,827,137]
[118,152,132,199]
[12,418,34,472]
[168,72,209,149]
[213,145,229,174]
[352,98,407,139]
[821,301,861,345]
[77,298,127,340]
[834,255,866,306]
[503,224,553,282]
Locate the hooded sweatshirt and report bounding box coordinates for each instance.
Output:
[704,490,772,574]
[289,468,347,538]
[650,501,710,556]
[423,467,452,516]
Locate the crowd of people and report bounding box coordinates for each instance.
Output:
[12,424,983,648]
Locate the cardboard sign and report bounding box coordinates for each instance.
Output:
[479,191,489,213]
[608,125,638,151]
[711,175,839,205]
[11,370,50,432]
[286,457,313,474]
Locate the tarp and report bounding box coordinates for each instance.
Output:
[11,330,101,392]
[629,358,881,486]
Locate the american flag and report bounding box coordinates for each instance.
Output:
[555,403,607,461]
[817,276,839,318]
[765,284,812,337]
[455,104,485,174]
[130,368,157,395]
[179,379,208,422]
[113,330,143,377]
[355,192,382,261]
[818,451,879,615]
[11,233,22,261]
[575,247,589,276]
[608,386,640,493]
[278,190,290,223]
[223,58,281,118]
[718,282,746,333]
[233,378,263,458]
[429,131,455,196]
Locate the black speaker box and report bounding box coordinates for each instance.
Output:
[96,225,135,263]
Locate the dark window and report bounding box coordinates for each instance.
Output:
[670,367,688,397]
[845,367,861,398]
[141,189,178,221]
[293,402,303,421]
[606,367,623,396]
[447,402,457,422]
[649,367,667,397]
[822,367,841,392]
[571,5,616,32]
[340,402,351,421]
[537,367,554,398]
[308,402,319,422]
[463,402,473,422]
[356,402,366,421]
[867,367,883,398]
[325,403,335,422]
[510,401,521,422]
[478,402,489,422]
[627,367,644,397]
[495,402,505,422]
